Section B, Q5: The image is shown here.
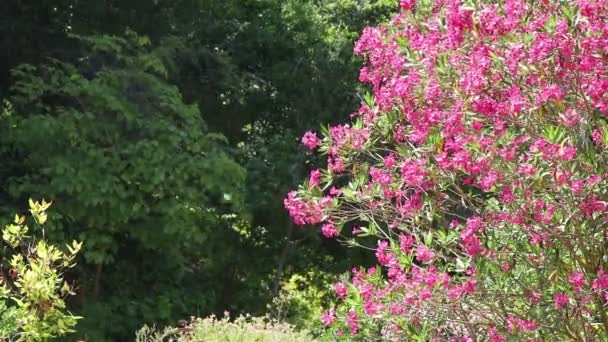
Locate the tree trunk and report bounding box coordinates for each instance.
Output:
[272,221,294,297]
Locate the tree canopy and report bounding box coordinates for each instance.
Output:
[0,0,395,339]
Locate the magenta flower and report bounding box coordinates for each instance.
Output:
[488,326,505,342]
[334,281,348,298]
[363,300,383,315]
[399,233,415,254]
[461,233,483,257]
[419,289,432,301]
[593,129,603,144]
[309,169,321,188]
[369,167,392,186]
[517,319,538,331]
[527,289,541,305]
[284,191,323,225]
[301,131,320,150]
[321,222,338,238]
[346,310,359,335]
[569,271,585,293]
[320,308,336,326]
[554,292,569,309]
[375,240,392,266]
[415,244,435,263]
[559,108,581,127]
[400,0,416,11]
[593,269,608,291]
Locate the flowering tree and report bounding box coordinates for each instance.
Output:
[286,0,608,340]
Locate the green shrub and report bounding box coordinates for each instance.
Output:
[268,269,334,334]
[136,314,315,342]
[0,199,81,341]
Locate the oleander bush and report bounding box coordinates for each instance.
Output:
[287,0,608,340]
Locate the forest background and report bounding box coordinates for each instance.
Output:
[0,0,396,340]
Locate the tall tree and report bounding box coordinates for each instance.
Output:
[1,33,246,339]
[0,0,397,338]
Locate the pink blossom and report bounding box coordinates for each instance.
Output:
[554,292,569,309]
[419,289,433,301]
[284,192,323,225]
[570,180,585,194]
[471,120,484,130]
[321,308,336,325]
[466,216,484,232]
[309,169,322,188]
[501,185,515,204]
[461,233,483,257]
[569,271,585,293]
[400,159,429,188]
[349,128,369,149]
[329,186,342,196]
[462,278,477,293]
[593,129,603,144]
[376,240,392,265]
[301,131,320,149]
[527,289,541,305]
[517,319,538,331]
[557,145,576,161]
[517,164,537,177]
[536,84,565,105]
[424,271,439,287]
[559,108,581,127]
[383,154,396,168]
[322,222,338,238]
[586,174,602,187]
[593,269,608,291]
[358,284,374,301]
[334,281,348,298]
[370,167,392,186]
[400,0,416,11]
[328,154,346,173]
[479,169,500,191]
[346,310,359,335]
[415,244,435,263]
[447,285,462,300]
[581,195,607,217]
[364,300,383,315]
[399,233,415,254]
[554,169,572,186]
[488,326,505,342]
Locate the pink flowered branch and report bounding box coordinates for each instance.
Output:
[286,0,608,340]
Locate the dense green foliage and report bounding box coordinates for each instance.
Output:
[2,33,249,339]
[0,0,395,339]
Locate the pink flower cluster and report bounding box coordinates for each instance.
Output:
[287,0,608,339]
[283,191,324,225]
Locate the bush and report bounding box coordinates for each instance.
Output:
[287,0,608,340]
[136,314,315,342]
[0,200,81,341]
[268,269,334,333]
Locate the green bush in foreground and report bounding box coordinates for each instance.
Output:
[136,314,315,342]
[0,200,81,341]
